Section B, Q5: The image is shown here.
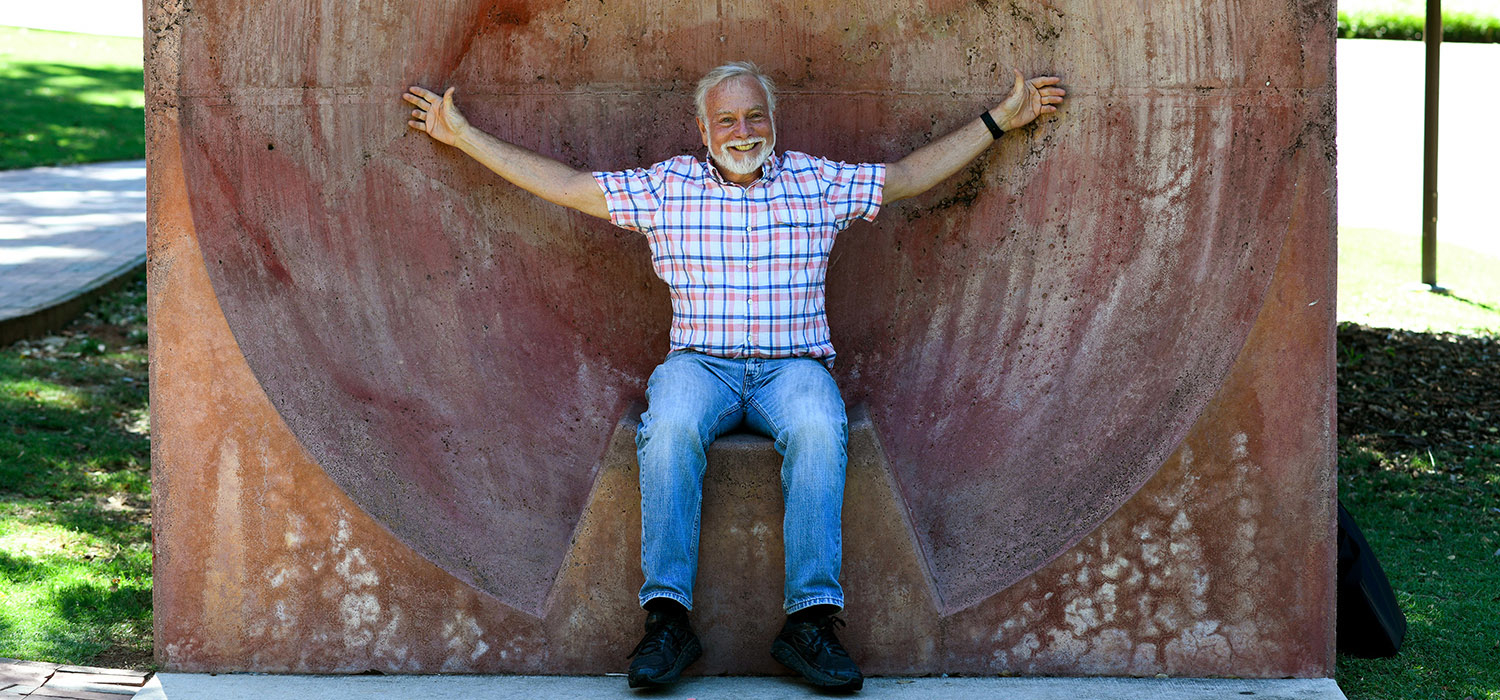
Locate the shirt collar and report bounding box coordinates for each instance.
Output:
[702,150,781,188]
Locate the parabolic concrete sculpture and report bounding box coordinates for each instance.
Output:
[148,0,1337,676]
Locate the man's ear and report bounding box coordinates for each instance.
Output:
[696,117,709,149]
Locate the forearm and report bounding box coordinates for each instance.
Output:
[453,126,608,219]
[883,112,998,203]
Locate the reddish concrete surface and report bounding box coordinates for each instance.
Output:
[148,0,1336,676]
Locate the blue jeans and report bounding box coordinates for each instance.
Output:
[636,350,848,614]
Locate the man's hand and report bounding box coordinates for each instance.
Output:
[401,83,609,219]
[405,85,469,146]
[992,70,1066,131]
[884,69,1065,202]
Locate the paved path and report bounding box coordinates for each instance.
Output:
[0,658,150,698]
[0,160,146,339]
[134,674,1347,700]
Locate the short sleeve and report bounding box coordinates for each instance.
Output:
[816,159,885,224]
[592,162,668,233]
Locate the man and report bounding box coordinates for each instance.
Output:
[404,61,1064,691]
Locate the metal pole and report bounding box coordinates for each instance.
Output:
[1421,0,1441,288]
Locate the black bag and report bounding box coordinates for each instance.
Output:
[1336,500,1407,657]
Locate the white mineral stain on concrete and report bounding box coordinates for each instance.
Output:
[340,592,381,647]
[442,611,488,671]
[335,517,353,545]
[336,547,380,588]
[202,439,248,657]
[981,428,1280,675]
[372,608,413,668]
[1232,432,1249,460]
[1064,596,1100,636]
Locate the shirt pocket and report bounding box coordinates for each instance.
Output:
[770,198,837,276]
[772,197,833,229]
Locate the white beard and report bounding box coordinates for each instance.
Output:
[710,128,776,178]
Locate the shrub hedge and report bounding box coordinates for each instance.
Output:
[1338,8,1500,42]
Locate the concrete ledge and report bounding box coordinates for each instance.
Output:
[138,674,1346,699]
[0,258,144,346]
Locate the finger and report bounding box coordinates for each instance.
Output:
[443,86,456,108]
[409,85,438,100]
[1040,105,1058,114]
[412,109,424,118]
[1012,68,1025,94]
[1040,87,1067,96]
[402,93,424,106]
[408,119,425,130]
[1029,76,1063,87]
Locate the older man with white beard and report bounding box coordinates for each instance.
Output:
[404,61,1064,692]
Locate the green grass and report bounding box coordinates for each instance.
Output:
[1338,227,1500,335]
[0,26,144,169]
[1338,0,1500,42]
[1334,227,1500,698]
[0,274,151,668]
[1337,443,1500,699]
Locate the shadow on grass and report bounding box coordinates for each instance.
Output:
[51,579,152,626]
[0,388,149,499]
[1335,325,1500,700]
[0,62,145,169]
[0,527,151,663]
[1433,288,1500,314]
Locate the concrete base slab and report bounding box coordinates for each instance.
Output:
[138,674,1345,700]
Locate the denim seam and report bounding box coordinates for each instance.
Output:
[746,397,785,452]
[746,397,793,503]
[785,595,844,614]
[641,591,694,611]
[705,402,743,451]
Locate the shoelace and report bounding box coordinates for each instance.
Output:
[628,618,681,659]
[800,615,851,658]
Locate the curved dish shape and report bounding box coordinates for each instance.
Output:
[176,0,1328,615]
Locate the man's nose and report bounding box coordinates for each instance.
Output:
[732,119,752,139]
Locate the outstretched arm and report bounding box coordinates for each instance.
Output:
[883,70,1065,203]
[404,85,609,220]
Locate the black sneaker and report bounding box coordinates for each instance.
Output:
[626,610,702,688]
[770,614,864,692]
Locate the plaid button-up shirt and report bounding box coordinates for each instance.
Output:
[594,151,885,365]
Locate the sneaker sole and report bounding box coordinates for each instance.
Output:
[770,639,864,692]
[627,637,703,689]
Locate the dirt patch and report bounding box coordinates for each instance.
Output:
[1337,322,1500,453]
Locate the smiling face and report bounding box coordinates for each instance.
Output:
[697,75,776,184]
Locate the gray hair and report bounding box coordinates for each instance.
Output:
[694,61,777,121]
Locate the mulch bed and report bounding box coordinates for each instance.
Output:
[1337,322,1500,453]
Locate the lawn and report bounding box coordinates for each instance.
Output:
[1339,227,1500,336]
[1335,324,1500,700]
[1333,229,1500,700]
[0,273,151,668]
[0,26,144,169]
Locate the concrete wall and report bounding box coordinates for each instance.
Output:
[147,0,1337,675]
